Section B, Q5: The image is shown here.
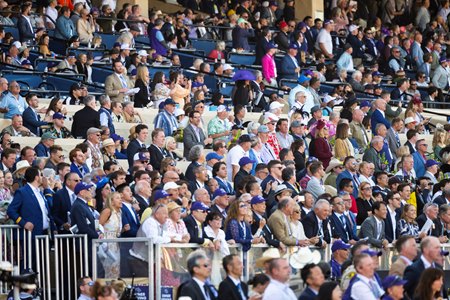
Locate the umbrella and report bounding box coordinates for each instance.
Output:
[232,69,256,81]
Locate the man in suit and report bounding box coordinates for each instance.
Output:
[126,124,148,169]
[302,199,331,248]
[183,110,213,158]
[178,250,217,300]
[133,180,151,218]
[403,236,443,298]
[17,3,35,44]
[34,132,56,157]
[71,95,101,139]
[417,203,441,237]
[329,196,358,244]
[385,192,401,242]
[0,148,17,173]
[349,109,369,149]
[268,198,309,247]
[2,115,34,137]
[336,156,360,199]
[51,172,81,234]
[432,57,449,90]
[413,138,428,177]
[386,118,404,162]
[370,99,391,134]
[213,161,235,196]
[359,201,389,249]
[148,128,168,172]
[299,263,325,300]
[218,254,248,300]
[305,161,326,200]
[184,202,213,246]
[69,148,89,179]
[22,93,48,136]
[209,188,229,228]
[280,43,301,80]
[389,235,418,276]
[105,60,133,103]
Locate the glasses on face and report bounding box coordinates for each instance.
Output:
[239,204,248,208]
[169,161,176,167]
[198,263,210,268]
[197,210,208,214]
[420,144,428,147]
[334,201,345,205]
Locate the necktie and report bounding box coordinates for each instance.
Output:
[377,222,382,239]
[203,284,211,300]
[339,215,347,229]
[119,74,128,88]
[237,282,246,300]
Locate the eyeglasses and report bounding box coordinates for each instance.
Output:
[196,210,208,213]
[239,204,248,208]
[169,161,176,167]
[72,179,81,182]
[420,144,428,147]
[334,201,345,205]
[198,263,210,268]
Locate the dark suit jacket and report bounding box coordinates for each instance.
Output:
[302,211,331,247]
[178,278,217,300]
[148,144,167,172]
[34,142,50,157]
[121,204,140,237]
[51,187,72,233]
[416,214,439,237]
[336,170,359,199]
[250,211,281,248]
[133,79,151,108]
[404,140,416,154]
[218,276,248,300]
[370,109,391,134]
[134,194,149,218]
[70,198,98,243]
[280,54,299,80]
[183,124,206,158]
[209,204,226,228]
[404,258,443,298]
[186,161,202,183]
[22,107,47,136]
[126,138,146,170]
[384,207,401,242]
[17,15,34,43]
[298,287,317,300]
[329,212,358,243]
[71,106,101,139]
[358,215,385,248]
[7,184,54,237]
[184,214,211,244]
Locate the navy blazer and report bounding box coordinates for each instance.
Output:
[280,55,299,80]
[70,162,89,179]
[121,204,140,238]
[148,144,168,172]
[215,177,235,195]
[302,211,331,247]
[126,139,145,170]
[384,208,400,242]
[70,198,98,241]
[329,212,358,243]
[22,107,47,136]
[17,15,35,43]
[184,214,211,244]
[403,258,444,298]
[133,194,149,219]
[34,142,50,157]
[7,184,55,237]
[298,287,317,300]
[178,278,216,300]
[370,109,391,134]
[336,170,359,199]
[51,187,72,233]
[218,276,248,300]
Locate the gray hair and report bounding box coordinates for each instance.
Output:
[83,95,95,106]
[329,111,340,121]
[123,101,133,109]
[187,249,208,276]
[194,188,208,199]
[352,70,362,80]
[314,199,330,210]
[188,145,203,161]
[371,135,384,146]
[99,95,110,106]
[239,193,252,202]
[375,123,387,134]
[135,180,149,194]
[278,197,293,210]
[254,70,262,78]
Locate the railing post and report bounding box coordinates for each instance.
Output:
[155,243,161,300]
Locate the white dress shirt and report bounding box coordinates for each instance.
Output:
[351,274,384,300]
[262,279,297,300]
[140,216,171,244]
[28,183,49,230]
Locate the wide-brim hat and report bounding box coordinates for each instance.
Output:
[255,248,281,268]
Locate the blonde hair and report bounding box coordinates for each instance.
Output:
[136,66,149,85]
[164,136,176,150]
[315,127,328,138]
[432,128,447,148]
[396,145,410,158]
[104,192,121,212]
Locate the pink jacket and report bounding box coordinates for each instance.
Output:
[262,53,276,82]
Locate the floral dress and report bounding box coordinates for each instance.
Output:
[102,210,122,278]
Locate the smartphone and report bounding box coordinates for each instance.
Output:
[297,195,305,203]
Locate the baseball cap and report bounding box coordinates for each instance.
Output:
[238,134,252,143]
[348,24,358,32]
[163,182,180,190]
[426,159,439,168]
[164,98,177,106]
[11,41,21,49]
[266,42,278,50]
[361,249,382,257]
[404,117,417,125]
[191,201,209,211]
[360,100,371,108]
[133,152,148,162]
[291,120,302,128]
[258,125,270,133]
[382,275,407,290]
[174,108,185,117]
[110,133,124,142]
[41,132,57,140]
[213,188,227,199]
[154,189,170,201]
[21,59,32,66]
[269,1,278,6]
[278,21,288,29]
[343,43,352,51]
[298,74,311,84]
[289,43,299,50]
[372,71,382,77]
[324,19,334,25]
[251,195,265,205]
[239,156,255,166]
[52,112,65,120]
[269,101,284,110]
[388,175,403,185]
[223,64,233,71]
[206,152,223,161]
[74,182,94,195]
[138,50,149,57]
[67,52,76,58]
[331,240,351,252]
[120,43,133,50]
[217,105,229,112]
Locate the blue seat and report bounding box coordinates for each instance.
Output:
[99,33,120,49]
[135,35,150,45]
[149,66,171,79]
[91,65,113,83]
[228,53,255,65]
[190,39,216,56]
[4,26,19,40]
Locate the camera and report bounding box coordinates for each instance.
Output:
[0,261,41,300]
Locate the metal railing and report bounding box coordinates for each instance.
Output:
[54,234,88,300]
[35,235,51,300]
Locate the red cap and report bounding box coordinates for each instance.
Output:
[279,21,288,29]
[316,120,326,130]
[412,97,422,105]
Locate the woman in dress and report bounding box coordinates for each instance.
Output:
[334,122,355,161]
[4,171,13,197]
[0,170,12,224]
[165,202,190,242]
[45,97,67,119]
[99,192,122,279]
[224,200,264,252]
[398,203,426,239]
[356,182,374,225]
[309,120,333,169]
[432,128,448,161]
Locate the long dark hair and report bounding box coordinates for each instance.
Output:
[414,268,444,300]
[317,281,339,300]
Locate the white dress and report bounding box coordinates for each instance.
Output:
[102,210,122,278]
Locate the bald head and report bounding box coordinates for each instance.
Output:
[163,170,180,183]
[352,109,364,123]
[374,99,386,111]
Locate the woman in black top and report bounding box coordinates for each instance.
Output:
[133,66,151,108]
[232,80,253,107]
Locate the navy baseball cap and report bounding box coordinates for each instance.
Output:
[213,188,227,198]
[251,195,265,205]
[361,249,382,256]
[164,98,177,106]
[52,112,65,120]
[191,201,209,211]
[154,189,170,201]
[382,275,407,290]
[239,157,255,166]
[332,240,351,252]
[74,182,94,195]
[289,43,299,50]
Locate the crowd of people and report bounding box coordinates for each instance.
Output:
[0,0,450,299]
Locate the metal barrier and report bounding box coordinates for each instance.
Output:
[154,243,243,300]
[0,224,32,293]
[92,238,154,300]
[54,234,88,300]
[35,235,51,300]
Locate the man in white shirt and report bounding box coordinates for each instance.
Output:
[77,277,94,300]
[226,134,252,181]
[315,19,334,58]
[350,253,385,300]
[275,118,294,149]
[263,258,297,300]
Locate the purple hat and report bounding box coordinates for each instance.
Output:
[192,81,203,88]
[113,42,121,48]
[324,19,334,25]
[251,195,265,205]
[239,156,255,166]
[440,56,448,63]
[426,159,439,168]
[372,71,382,77]
[289,42,299,50]
[266,42,278,51]
[332,240,351,252]
[269,1,278,6]
[213,188,227,199]
[191,201,210,211]
[441,250,449,256]
[154,189,170,201]
[21,59,32,66]
[133,152,148,161]
[52,112,65,120]
[382,275,407,290]
[206,152,223,161]
[110,133,124,142]
[361,249,382,257]
[360,100,371,108]
[297,22,306,30]
[74,182,94,195]
[130,69,137,76]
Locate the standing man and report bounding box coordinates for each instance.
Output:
[154,98,178,137]
[105,60,133,103]
[218,255,250,300]
[298,263,325,300]
[22,93,48,136]
[148,128,168,172]
[389,235,417,276]
[51,172,81,234]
